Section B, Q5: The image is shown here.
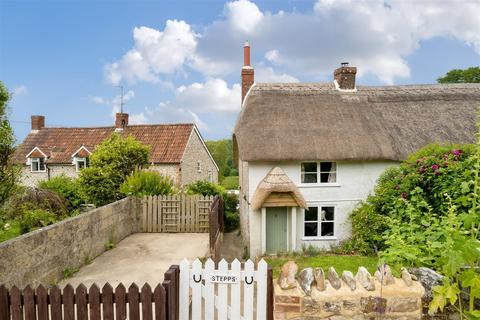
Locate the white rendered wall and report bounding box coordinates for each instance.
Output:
[246,160,397,257]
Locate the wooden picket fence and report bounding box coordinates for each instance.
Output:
[0,266,180,320]
[141,195,214,233]
[179,258,273,320]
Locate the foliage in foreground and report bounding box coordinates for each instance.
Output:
[79,134,150,206]
[120,170,175,197]
[0,81,18,209]
[39,175,88,212]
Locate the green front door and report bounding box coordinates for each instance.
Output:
[266,207,288,254]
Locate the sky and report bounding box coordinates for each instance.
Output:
[1,0,479,143]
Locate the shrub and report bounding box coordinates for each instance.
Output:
[221,176,239,190]
[3,187,67,220]
[120,170,175,197]
[38,175,87,212]
[185,180,225,197]
[346,143,476,255]
[79,133,150,206]
[223,193,239,232]
[19,208,58,234]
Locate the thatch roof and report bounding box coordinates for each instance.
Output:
[234,83,480,162]
[251,167,307,210]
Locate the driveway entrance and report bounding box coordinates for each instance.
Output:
[60,233,209,288]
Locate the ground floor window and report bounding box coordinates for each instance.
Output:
[304,206,335,238]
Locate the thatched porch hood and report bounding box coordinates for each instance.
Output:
[234,83,480,162]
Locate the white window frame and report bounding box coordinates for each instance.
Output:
[299,161,339,186]
[30,157,46,173]
[208,170,213,182]
[302,205,336,240]
[75,157,88,172]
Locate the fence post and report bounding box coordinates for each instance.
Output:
[163,265,180,320]
[267,267,274,320]
[0,285,9,320]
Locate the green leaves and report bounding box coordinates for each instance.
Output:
[429,282,460,313]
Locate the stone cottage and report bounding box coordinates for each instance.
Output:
[15,113,218,187]
[234,42,480,257]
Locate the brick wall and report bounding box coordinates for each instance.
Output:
[0,197,140,288]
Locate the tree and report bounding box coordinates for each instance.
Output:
[206,139,235,180]
[437,67,480,83]
[0,81,17,208]
[79,133,150,206]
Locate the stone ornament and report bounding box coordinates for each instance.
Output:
[298,268,314,295]
[401,267,413,287]
[375,264,395,285]
[328,267,342,290]
[356,266,375,291]
[342,270,356,291]
[279,260,298,290]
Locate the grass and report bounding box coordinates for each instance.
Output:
[265,254,379,278]
[221,176,239,189]
[0,220,22,243]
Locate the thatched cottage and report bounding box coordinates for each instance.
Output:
[15,113,218,187]
[234,42,480,257]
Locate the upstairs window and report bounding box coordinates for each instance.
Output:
[304,206,335,238]
[31,158,46,172]
[197,161,202,173]
[300,162,337,184]
[75,157,89,172]
[208,170,213,182]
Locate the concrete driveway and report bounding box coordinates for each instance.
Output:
[60,233,209,288]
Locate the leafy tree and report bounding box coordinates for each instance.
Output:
[79,134,150,206]
[185,180,225,197]
[206,139,236,180]
[437,67,480,83]
[120,170,176,197]
[0,81,17,208]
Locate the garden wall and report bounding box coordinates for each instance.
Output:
[0,197,140,288]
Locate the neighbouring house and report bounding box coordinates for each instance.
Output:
[234,42,480,257]
[14,113,219,187]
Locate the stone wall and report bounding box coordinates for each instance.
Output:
[0,197,140,288]
[20,164,78,187]
[275,263,425,320]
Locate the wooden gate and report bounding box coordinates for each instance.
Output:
[141,195,214,233]
[179,258,273,320]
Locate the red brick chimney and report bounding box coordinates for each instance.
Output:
[31,115,45,131]
[115,113,129,130]
[241,41,254,103]
[334,62,357,90]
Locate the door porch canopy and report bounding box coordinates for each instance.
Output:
[251,167,307,210]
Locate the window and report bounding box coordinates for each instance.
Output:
[31,158,46,172]
[304,206,335,238]
[197,161,202,173]
[75,157,88,172]
[208,170,213,182]
[300,162,337,184]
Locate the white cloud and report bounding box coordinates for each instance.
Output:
[105,20,198,85]
[225,0,264,34]
[256,67,299,83]
[13,85,27,96]
[129,112,147,125]
[265,50,281,64]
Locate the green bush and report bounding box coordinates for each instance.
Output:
[345,143,476,255]
[185,180,225,197]
[221,176,239,190]
[223,193,239,232]
[120,170,175,197]
[38,175,87,212]
[19,208,57,234]
[79,134,150,206]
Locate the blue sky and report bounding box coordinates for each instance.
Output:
[1,0,479,143]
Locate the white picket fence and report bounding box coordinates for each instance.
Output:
[179,258,268,320]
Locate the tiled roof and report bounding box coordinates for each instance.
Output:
[15,124,194,164]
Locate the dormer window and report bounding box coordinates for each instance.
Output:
[75,157,88,172]
[31,157,46,172]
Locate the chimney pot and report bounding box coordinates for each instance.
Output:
[334,63,357,90]
[115,113,129,130]
[241,41,254,103]
[31,115,45,131]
